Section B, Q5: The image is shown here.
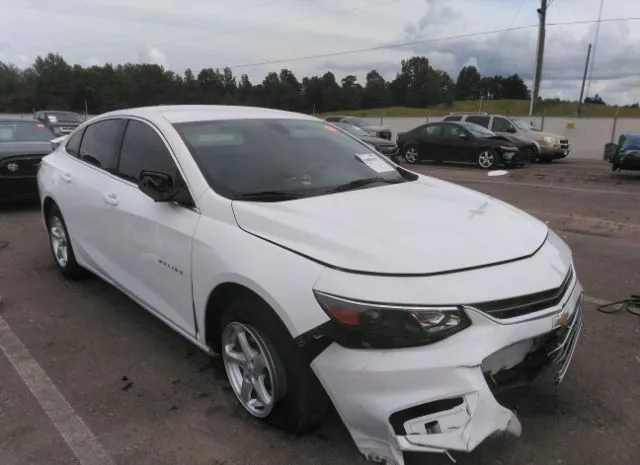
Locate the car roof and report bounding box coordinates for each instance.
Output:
[0,116,41,123]
[93,105,318,124]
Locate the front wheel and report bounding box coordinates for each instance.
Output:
[477,149,500,170]
[403,145,419,164]
[220,296,329,433]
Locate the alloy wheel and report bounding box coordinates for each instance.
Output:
[404,147,418,164]
[478,150,495,169]
[222,322,278,418]
[49,216,69,268]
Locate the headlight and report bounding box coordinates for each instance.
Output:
[542,136,557,145]
[313,291,471,349]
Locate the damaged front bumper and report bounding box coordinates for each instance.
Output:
[310,279,583,465]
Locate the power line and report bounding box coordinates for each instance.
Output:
[487,0,528,70]
[225,16,640,69]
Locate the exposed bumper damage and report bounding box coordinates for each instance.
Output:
[311,280,583,465]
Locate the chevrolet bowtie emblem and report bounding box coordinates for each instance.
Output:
[554,311,570,328]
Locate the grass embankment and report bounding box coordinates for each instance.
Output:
[322,100,640,118]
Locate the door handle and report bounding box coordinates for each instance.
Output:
[103,193,119,206]
[61,172,72,183]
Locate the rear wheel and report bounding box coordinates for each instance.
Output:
[403,144,419,164]
[220,295,329,433]
[46,204,88,279]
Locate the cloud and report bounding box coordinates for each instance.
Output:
[1,0,640,104]
[137,45,169,68]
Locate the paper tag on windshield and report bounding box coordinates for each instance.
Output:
[356,153,395,173]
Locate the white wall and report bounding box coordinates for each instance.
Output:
[361,116,640,160]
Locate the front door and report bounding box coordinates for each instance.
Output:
[102,118,200,336]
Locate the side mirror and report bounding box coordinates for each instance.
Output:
[50,135,67,151]
[507,126,517,133]
[459,133,469,140]
[138,170,179,202]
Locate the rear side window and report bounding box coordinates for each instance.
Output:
[65,129,84,156]
[465,116,490,128]
[78,119,124,171]
[117,120,178,182]
[443,115,462,121]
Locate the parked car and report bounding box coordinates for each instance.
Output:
[37,105,583,465]
[604,132,640,172]
[443,112,570,162]
[397,121,530,169]
[0,117,56,202]
[325,115,392,140]
[34,110,85,136]
[331,121,403,164]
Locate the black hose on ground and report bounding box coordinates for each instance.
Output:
[597,295,640,316]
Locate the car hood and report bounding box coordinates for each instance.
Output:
[364,125,390,132]
[0,141,53,160]
[360,135,396,145]
[231,177,549,275]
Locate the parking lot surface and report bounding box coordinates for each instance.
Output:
[1,159,639,465]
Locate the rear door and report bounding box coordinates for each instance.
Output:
[52,118,126,275]
[102,118,200,335]
[417,124,445,161]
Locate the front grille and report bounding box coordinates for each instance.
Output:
[378,130,392,140]
[471,267,574,320]
[560,139,569,150]
[377,145,398,154]
[0,155,44,176]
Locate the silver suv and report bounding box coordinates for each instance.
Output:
[443,112,570,162]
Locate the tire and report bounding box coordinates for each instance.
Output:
[403,144,419,164]
[220,295,329,434]
[46,204,88,279]
[476,148,500,170]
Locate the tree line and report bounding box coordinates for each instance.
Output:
[0,53,532,115]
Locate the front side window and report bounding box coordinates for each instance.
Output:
[0,121,55,142]
[174,118,408,199]
[117,120,178,182]
[442,124,466,138]
[78,119,124,171]
[491,117,515,133]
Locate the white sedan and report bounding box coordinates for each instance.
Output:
[37,105,583,465]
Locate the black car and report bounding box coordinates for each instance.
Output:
[34,110,85,136]
[604,132,640,172]
[325,115,392,140]
[331,121,403,164]
[0,118,56,202]
[397,121,532,170]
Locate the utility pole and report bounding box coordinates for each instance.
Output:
[577,43,592,117]
[528,0,547,116]
[585,0,604,99]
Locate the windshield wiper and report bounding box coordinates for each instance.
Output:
[326,176,405,193]
[236,190,306,201]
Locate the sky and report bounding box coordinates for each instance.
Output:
[1,0,639,105]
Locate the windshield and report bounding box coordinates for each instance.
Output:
[464,123,497,138]
[345,117,370,128]
[0,121,56,142]
[335,122,368,137]
[512,119,538,131]
[47,112,84,123]
[174,118,406,199]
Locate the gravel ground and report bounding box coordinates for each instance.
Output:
[1,158,639,465]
